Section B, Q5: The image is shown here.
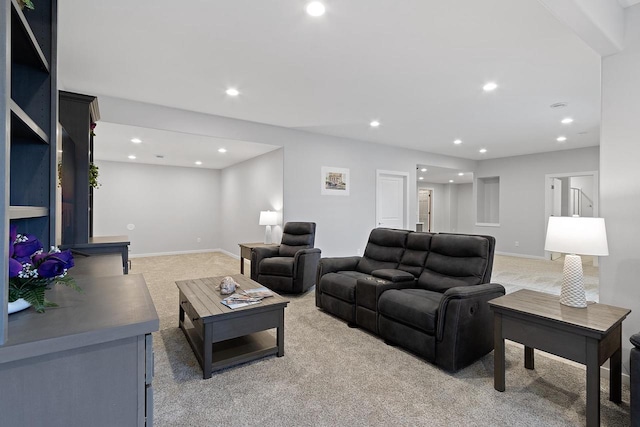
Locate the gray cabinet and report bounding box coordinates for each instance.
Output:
[0,260,159,426]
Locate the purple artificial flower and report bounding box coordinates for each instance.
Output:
[9,258,22,278]
[36,250,74,278]
[13,234,42,263]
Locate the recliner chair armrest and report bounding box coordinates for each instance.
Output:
[251,246,281,280]
[436,283,506,341]
[292,248,322,293]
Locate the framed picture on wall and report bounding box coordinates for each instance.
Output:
[321,166,350,196]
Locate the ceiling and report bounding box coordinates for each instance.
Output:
[416,165,473,185]
[58,0,602,165]
[92,122,280,169]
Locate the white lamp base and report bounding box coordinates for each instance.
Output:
[264,225,272,244]
[559,254,587,308]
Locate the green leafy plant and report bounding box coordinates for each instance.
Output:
[18,0,34,10]
[89,162,101,189]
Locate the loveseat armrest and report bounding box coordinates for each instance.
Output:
[292,248,322,293]
[434,283,506,371]
[372,269,415,283]
[315,256,361,308]
[316,256,361,278]
[356,277,417,311]
[251,246,281,280]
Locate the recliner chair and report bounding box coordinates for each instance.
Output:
[251,222,321,294]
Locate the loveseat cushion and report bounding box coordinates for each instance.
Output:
[320,271,371,303]
[418,234,491,293]
[259,257,294,276]
[378,288,442,334]
[356,228,409,274]
[397,232,433,277]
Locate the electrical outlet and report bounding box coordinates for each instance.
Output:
[356,248,361,255]
[515,241,519,247]
[197,237,201,243]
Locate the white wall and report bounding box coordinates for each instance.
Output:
[600,4,640,374]
[456,183,474,233]
[219,149,284,256]
[473,147,599,258]
[93,160,220,255]
[97,96,476,257]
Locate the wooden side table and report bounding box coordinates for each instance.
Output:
[238,242,278,275]
[489,289,631,427]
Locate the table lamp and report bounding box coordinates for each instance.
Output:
[259,210,278,244]
[544,216,609,308]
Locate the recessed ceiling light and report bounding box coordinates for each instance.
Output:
[561,117,573,124]
[482,82,498,92]
[155,155,164,159]
[195,161,202,165]
[218,148,227,153]
[419,177,424,180]
[131,138,142,143]
[479,148,487,153]
[420,168,427,172]
[225,88,240,97]
[458,172,464,176]
[557,136,567,142]
[306,1,326,17]
[449,180,454,183]
[128,155,136,160]
[370,120,381,127]
[453,139,462,145]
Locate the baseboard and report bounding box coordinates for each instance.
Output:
[218,249,239,260]
[130,248,222,258]
[495,251,546,260]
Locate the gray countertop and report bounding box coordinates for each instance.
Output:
[0,260,159,363]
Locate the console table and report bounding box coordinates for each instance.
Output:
[62,235,130,274]
[489,289,631,427]
[238,242,277,275]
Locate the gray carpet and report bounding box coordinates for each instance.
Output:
[131,253,629,426]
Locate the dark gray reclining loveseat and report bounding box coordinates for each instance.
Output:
[315,228,505,371]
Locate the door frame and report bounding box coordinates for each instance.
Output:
[376,169,410,230]
[544,170,599,260]
[417,186,434,232]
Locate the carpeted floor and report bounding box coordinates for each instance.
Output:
[131,253,628,426]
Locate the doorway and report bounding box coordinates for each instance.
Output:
[545,171,599,262]
[376,170,409,229]
[418,188,433,232]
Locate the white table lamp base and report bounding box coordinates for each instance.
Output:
[559,254,587,308]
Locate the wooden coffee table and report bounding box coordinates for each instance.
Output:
[489,289,631,427]
[176,274,289,379]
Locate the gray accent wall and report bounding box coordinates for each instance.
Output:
[473,147,599,258]
[93,160,220,255]
[601,3,640,377]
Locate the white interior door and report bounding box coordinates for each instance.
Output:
[376,170,408,229]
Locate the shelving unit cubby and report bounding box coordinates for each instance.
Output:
[1,0,58,342]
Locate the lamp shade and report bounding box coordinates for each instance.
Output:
[544,216,609,256]
[259,211,278,226]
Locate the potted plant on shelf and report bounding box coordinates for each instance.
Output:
[17,0,34,10]
[8,226,79,313]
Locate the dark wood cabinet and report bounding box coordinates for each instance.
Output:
[59,91,100,245]
[1,0,58,342]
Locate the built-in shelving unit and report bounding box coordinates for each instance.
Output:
[1,0,58,343]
